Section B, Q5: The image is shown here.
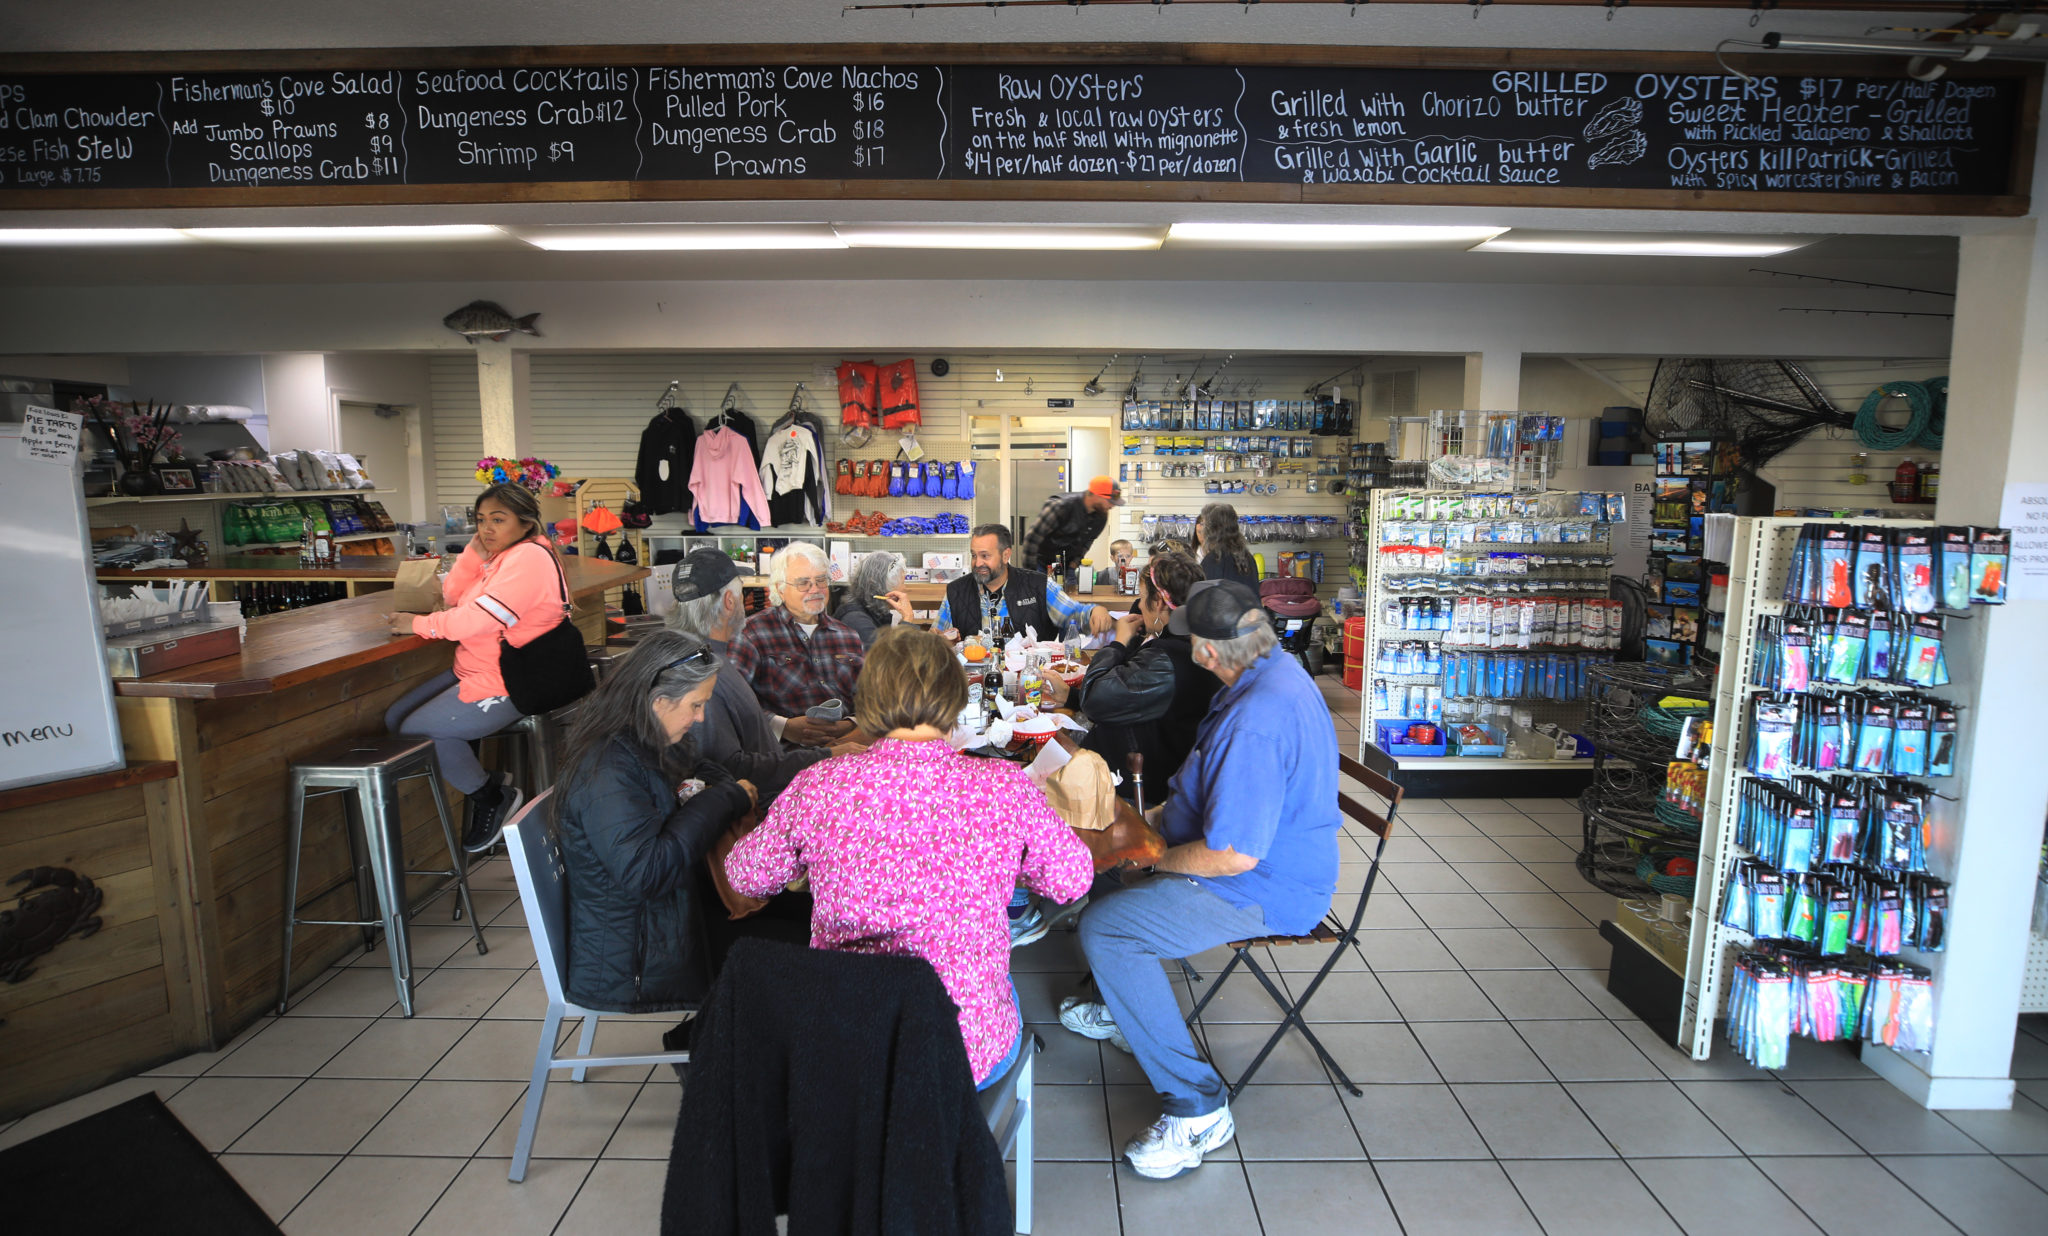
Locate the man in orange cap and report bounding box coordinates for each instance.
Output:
[1021,475,1122,576]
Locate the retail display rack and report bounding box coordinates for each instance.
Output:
[1679,514,1950,1063]
[1358,486,1619,770]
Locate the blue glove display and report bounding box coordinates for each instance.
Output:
[957,460,976,500]
[906,461,924,498]
[888,460,906,497]
[941,461,959,500]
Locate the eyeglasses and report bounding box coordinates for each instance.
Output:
[784,574,831,592]
[662,649,713,672]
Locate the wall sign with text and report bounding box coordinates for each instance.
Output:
[0,56,2030,210]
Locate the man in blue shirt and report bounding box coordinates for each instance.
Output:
[1062,580,1340,1180]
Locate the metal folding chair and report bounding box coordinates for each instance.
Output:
[978,1033,1040,1233]
[502,791,691,1182]
[1184,754,1402,1099]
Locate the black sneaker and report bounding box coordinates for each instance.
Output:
[463,774,522,853]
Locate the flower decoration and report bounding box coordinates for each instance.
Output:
[475,456,560,493]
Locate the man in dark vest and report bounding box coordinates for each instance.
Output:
[937,524,1114,641]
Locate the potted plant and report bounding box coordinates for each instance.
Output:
[76,396,180,496]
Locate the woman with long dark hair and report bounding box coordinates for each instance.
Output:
[1041,548,1221,794]
[551,630,759,1018]
[831,550,914,649]
[1195,502,1260,591]
[385,482,574,851]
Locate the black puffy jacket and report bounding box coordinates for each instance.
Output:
[1075,631,1219,796]
[554,735,752,1013]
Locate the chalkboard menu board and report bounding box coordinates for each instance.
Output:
[0,55,2030,210]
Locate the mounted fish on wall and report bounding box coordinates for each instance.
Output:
[443,300,541,342]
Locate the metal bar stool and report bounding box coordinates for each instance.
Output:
[498,702,583,801]
[279,734,488,1017]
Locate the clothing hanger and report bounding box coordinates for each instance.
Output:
[713,382,740,431]
[654,379,681,415]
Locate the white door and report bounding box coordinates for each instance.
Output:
[337,400,415,524]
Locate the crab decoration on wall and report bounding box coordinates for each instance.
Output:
[1,867,105,987]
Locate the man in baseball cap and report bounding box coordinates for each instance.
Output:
[664,547,848,761]
[1062,576,1342,1181]
[1021,475,1123,575]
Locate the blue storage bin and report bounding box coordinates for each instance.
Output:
[1375,719,1447,758]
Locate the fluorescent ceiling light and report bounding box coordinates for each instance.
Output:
[520,225,845,251]
[186,224,505,243]
[1474,232,1816,257]
[834,226,1162,250]
[1167,222,1507,245]
[0,228,191,246]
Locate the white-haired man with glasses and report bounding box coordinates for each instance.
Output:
[726,541,864,744]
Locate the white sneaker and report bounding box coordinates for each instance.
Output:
[1058,996,1132,1055]
[1008,906,1049,949]
[1123,1106,1235,1180]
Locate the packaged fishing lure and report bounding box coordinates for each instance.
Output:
[1895,530,1937,615]
[1813,697,1846,772]
[1866,609,1894,683]
[1823,609,1869,686]
[1938,527,1974,610]
[1854,528,1893,610]
[1902,614,1949,688]
[1824,790,1861,864]
[1818,525,1856,608]
[1970,526,2011,604]
[1778,616,1813,692]
[1891,703,1931,778]
[1927,703,1959,778]
[1750,697,1801,781]
[1853,698,1896,773]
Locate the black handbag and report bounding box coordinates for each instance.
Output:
[498,544,595,716]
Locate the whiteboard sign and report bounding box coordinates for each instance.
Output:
[18,405,82,467]
[1997,481,2048,602]
[0,424,125,790]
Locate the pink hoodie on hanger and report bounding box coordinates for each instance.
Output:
[689,425,774,526]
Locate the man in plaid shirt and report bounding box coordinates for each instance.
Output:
[1021,476,1122,574]
[727,542,863,742]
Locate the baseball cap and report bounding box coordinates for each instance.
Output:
[1087,476,1125,506]
[670,547,738,604]
[1172,579,1262,639]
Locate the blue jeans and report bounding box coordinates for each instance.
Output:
[1078,875,1267,1117]
[977,980,1023,1092]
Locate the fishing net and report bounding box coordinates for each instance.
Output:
[1643,359,1856,468]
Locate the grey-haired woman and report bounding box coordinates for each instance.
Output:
[552,630,759,1014]
[832,551,915,649]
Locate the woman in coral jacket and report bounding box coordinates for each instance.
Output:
[383,482,571,852]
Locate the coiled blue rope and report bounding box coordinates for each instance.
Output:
[1919,376,1947,449]
[1855,381,1934,452]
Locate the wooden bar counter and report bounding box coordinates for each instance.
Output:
[0,556,644,1120]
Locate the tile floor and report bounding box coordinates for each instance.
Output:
[7,680,2048,1234]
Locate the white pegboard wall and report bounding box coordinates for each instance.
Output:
[2024,931,2048,1015]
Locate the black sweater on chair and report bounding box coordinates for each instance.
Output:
[662,938,1011,1236]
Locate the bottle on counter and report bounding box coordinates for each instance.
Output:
[1918,461,1940,503]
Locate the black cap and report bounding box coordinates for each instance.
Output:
[671,547,738,603]
[1174,579,1261,640]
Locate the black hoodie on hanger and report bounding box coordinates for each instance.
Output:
[635,407,698,515]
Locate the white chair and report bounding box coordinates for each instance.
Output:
[978,1031,1038,1234]
[502,791,691,1183]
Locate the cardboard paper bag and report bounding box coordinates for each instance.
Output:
[389,557,446,614]
[1042,748,1118,832]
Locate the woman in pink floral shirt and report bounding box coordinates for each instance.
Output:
[726,626,1094,1085]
